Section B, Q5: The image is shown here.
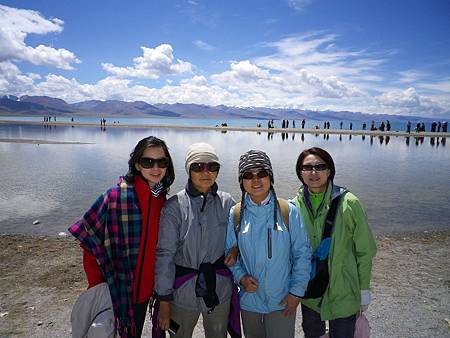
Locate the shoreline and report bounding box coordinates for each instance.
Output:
[1,119,449,137]
[1,230,449,338]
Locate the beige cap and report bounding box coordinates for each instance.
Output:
[185,142,219,174]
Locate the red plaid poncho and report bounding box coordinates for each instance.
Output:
[69,177,143,337]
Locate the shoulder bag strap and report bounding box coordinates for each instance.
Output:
[322,192,345,239]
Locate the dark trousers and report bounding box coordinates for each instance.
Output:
[301,304,356,338]
[132,299,151,338]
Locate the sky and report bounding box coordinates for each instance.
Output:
[1,0,450,118]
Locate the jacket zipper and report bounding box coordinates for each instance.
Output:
[136,194,152,302]
[267,228,272,259]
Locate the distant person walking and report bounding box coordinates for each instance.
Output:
[349,122,353,130]
[431,122,437,132]
[442,121,448,132]
[406,121,411,133]
[339,121,343,129]
[362,122,366,130]
[302,119,306,129]
[386,120,391,131]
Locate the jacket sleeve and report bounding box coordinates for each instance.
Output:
[287,204,312,297]
[225,206,247,285]
[154,198,181,301]
[349,196,377,290]
[82,246,105,288]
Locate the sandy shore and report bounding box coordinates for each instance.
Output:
[1,119,449,138]
[0,231,449,338]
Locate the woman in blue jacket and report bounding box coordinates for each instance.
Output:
[225,150,311,338]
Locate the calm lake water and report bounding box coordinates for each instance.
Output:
[0,122,449,236]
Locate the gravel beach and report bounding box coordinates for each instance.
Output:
[0,230,449,338]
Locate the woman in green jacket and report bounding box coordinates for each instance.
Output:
[292,147,376,338]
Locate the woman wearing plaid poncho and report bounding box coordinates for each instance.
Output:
[69,136,175,338]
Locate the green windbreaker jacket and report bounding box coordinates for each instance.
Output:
[292,182,377,320]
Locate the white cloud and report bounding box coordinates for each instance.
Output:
[398,70,427,83]
[0,4,80,69]
[193,40,215,51]
[376,87,448,116]
[417,80,450,93]
[0,61,40,95]
[102,44,193,79]
[377,87,421,108]
[287,0,313,12]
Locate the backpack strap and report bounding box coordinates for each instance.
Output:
[277,198,289,230]
[233,198,290,232]
[232,202,242,232]
[322,193,345,239]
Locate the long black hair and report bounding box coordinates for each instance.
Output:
[124,136,175,190]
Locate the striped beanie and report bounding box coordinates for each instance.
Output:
[237,149,279,231]
[238,150,274,183]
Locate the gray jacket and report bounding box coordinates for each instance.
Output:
[155,180,235,311]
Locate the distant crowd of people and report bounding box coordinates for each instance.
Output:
[264,118,448,133]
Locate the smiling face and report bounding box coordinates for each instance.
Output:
[242,170,271,204]
[135,146,167,187]
[189,163,219,193]
[301,154,331,193]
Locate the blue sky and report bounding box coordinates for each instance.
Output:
[1,0,449,117]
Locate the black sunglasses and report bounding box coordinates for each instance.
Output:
[242,170,269,180]
[139,157,169,169]
[190,162,220,173]
[301,163,328,172]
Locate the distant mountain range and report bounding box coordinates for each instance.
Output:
[0,95,438,122]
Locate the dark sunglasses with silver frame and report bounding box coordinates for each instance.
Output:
[139,157,170,169]
[190,162,220,173]
[301,163,328,172]
[242,170,269,180]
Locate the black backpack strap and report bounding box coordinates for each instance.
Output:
[322,193,345,239]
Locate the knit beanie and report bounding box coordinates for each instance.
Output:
[237,150,279,232]
[238,150,274,184]
[185,142,220,174]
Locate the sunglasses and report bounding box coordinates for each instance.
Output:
[301,163,328,172]
[139,157,169,169]
[242,170,269,180]
[190,162,220,173]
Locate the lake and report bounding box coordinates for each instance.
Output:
[0,121,449,236]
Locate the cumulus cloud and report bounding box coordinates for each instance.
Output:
[0,4,80,69]
[102,44,193,79]
[193,40,215,51]
[376,87,449,116]
[377,87,421,108]
[0,61,40,95]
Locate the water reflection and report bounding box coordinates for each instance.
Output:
[261,130,446,149]
[1,124,449,236]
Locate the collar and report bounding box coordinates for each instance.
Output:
[247,191,271,206]
[185,179,218,197]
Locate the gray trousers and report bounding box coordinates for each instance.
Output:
[241,309,296,338]
[169,301,230,338]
